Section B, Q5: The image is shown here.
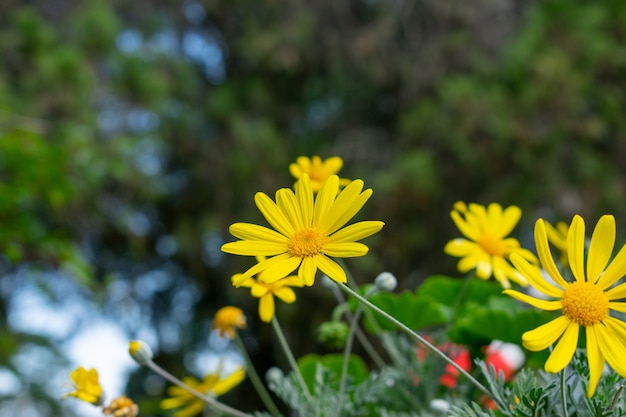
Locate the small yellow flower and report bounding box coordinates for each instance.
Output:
[544,220,569,268]
[289,155,351,192]
[222,174,384,286]
[444,202,537,288]
[62,366,104,405]
[103,396,139,417]
[160,367,245,417]
[504,215,626,397]
[211,306,246,339]
[233,258,304,322]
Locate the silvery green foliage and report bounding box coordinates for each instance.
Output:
[472,350,626,417]
[448,402,495,417]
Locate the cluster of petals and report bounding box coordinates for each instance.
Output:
[63,366,103,405]
[161,367,245,417]
[233,258,304,322]
[211,306,246,339]
[504,214,626,397]
[222,174,384,287]
[444,202,537,288]
[288,155,351,192]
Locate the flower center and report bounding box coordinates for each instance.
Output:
[288,227,326,258]
[477,234,506,257]
[561,281,608,326]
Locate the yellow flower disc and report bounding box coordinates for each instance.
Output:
[287,227,327,258]
[477,234,506,257]
[561,281,609,326]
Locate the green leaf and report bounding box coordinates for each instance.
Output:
[363,291,449,333]
[297,353,369,392]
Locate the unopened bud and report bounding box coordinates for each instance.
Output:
[374,272,397,292]
[265,367,284,385]
[430,398,451,414]
[128,340,153,366]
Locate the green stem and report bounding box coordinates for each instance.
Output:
[271,316,314,406]
[145,359,251,417]
[335,288,376,417]
[330,285,386,369]
[233,332,282,417]
[337,283,493,399]
[560,368,568,417]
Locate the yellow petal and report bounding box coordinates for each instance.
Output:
[609,302,626,313]
[596,319,626,376]
[323,242,369,257]
[250,284,269,298]
[323,181,371,234]
[255,192,295,237]
[211,368,245,396]
[586,325,605,398]
[258,255,302,284]
[522,315,570,351]
[450,211,481,241]
[229,223,288,243]
[498,204,522,238]
[313,175,339,228]
[510,253,563,297]
[221,240,287,256]
[276,189,305,231]
[314,254,346,283]
[544,320,579,373]
[567,215,586,283]
[503,290,562,311]
[597,244,626,290]
[298,257,318,286]
[173,401,205,417]
[232,254,289,286]
[444,239,478,257]
[327,221,384,244]
[273,287,296,303]
[586,215,615,284]
[295,173,313,226]
[259,294,275,322]
[534,219,569,288]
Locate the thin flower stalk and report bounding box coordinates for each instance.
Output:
[143,359,251,417]
[337,283,495,400]
[233,332,281,417]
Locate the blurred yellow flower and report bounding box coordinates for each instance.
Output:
[444,202,537,288]
[222,174,384,286]
[504,215,626,397]
[233,259,304,322]
[103,396,139,417]
[544,219,569,268]
[289,155,350,192]
[160,367,245,417]
[62,366,103,405]
[211,306,246,339]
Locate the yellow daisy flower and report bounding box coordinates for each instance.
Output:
[233,262,304,322]
[103,396,139,417]
[222,174,384,286]
[62,366,104,405]
[544,219,570,268]
[211,306,247,339]
[444,201,537,288]
[161,367,245,417]
[504,215,626,397]
[289,156,351,192]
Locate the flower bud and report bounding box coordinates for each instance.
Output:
[317,321,349,349]
[265,367,284,385]
[128,340,153,366]
[374,272,397,292]
[430,398,451,414]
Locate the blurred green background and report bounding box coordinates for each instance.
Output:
[1,0,626,415]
